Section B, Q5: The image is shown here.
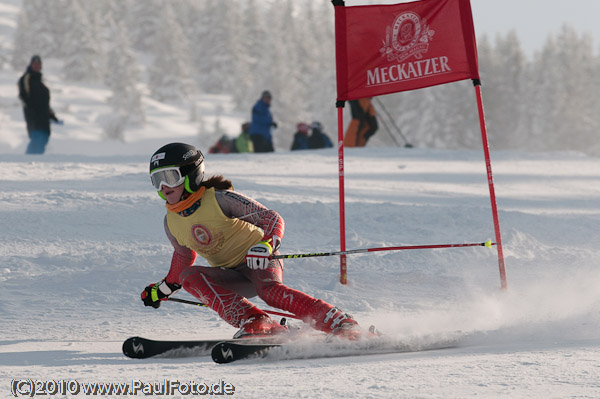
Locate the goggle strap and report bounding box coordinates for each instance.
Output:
[184,175,194,193]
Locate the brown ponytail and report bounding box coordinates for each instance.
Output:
[201,175,234,190]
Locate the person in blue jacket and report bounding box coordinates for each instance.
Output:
[290,122,310,151]
[249,90,277,152]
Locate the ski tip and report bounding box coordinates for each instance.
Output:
[122,336,147,359]
[211,341,280,364]
[211,342,234,364]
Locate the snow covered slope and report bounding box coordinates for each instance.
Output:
[1,1,599,397]
[1,147,599,398]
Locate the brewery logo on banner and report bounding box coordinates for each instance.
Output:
[380,11,434,62]
[367,11,451,87]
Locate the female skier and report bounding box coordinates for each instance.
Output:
[141,143,359,339]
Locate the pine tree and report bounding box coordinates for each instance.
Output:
[11,0,55,69]
[242,0,274,102]
[147,3,195,103]
[102,19,144,141]
[479,31,526,150]
[127,0,163,52]
[61,0,105,82]
[303,2,337,136]
[11,5,34,70]
[10,0,600,154]
[211,0,240,95]
[551,26,598,152]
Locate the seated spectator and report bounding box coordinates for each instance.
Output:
[308,121,333,149]
[234,122,254,153]
[290,122,310,151]
[209,135,233,154]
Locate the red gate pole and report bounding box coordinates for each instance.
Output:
[336,102,348,284]
[473,80,507,290]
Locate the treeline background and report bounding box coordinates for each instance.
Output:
[8,0,600,154]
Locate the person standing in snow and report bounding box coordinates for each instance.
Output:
[343,98,378,147]
[141,143,360,339]
[249,90,277,152]
[17,55,62,154]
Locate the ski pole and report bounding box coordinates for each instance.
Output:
[168,297,301,320]
[273,240,494,259]
[375,110,404,147]
[373,97,413,147]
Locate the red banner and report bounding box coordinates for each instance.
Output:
[334,0,479,101]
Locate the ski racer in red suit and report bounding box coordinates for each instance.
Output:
[141,143,360,339]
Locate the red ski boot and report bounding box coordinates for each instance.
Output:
[324,307,362,341]
[233,313,288,339]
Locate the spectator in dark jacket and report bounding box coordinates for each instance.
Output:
[249,90,277,152]
[290,122,310,151]
[308,121,333,149]
[18,55,61,154]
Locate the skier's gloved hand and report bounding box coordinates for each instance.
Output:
[141,280,181,308]
[50,113,63,125]
[246,240,274,269]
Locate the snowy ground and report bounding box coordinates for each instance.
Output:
[1,145,600,398]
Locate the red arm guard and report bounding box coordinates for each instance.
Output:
[163,217,197,285]
[216,190,284,247]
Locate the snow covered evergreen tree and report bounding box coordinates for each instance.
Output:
[282,2,319,125]
[11,5,34,70]
[126,0,163,53]
[196,0,245,97]
[9,0,600,154]
[549,26,599,152]
[525,27,599,152]
[301,2,338,136]
[266,0,300,142]
[102,19,144,141]
[147,3,195,103]
[61,0,105,82]
[241,0,274,103]
[11,0,56,69]
[477,31,526,150]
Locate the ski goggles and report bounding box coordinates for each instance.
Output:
[150,167,185,190]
